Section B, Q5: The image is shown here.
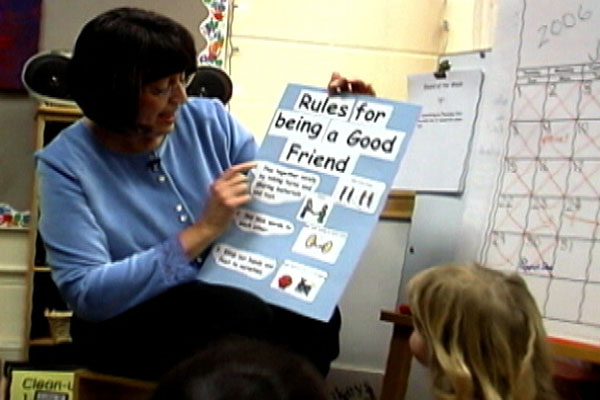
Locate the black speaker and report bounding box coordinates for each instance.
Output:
[186,65,233,105]
[21,50,75,106]
[22,52,233,106]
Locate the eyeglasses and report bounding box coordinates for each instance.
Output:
[144,72,196,98]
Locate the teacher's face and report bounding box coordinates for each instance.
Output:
[137,72,189,136]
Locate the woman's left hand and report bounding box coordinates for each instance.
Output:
[327,72,376,96]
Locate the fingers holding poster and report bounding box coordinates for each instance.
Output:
[212,244,276,279]
[250,161,320,204]
[270,259,328,303]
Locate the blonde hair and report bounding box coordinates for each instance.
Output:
[407,264,557,400]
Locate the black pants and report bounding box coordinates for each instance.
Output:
[70,282,341,380]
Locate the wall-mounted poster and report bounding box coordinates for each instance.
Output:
[198,84,421,321]
[0,0,42,91]
[199,0,229,68]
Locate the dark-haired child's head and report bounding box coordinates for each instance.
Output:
[152,336,329,400]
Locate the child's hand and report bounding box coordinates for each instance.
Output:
[328,72,376,96]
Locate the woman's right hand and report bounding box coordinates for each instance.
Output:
[202,161,257,235]
[179,161,257,259]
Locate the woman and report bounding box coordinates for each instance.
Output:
[37,7,346,380]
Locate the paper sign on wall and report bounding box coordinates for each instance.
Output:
[394,70,484,193]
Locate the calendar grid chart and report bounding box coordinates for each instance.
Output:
[480,60,600,342]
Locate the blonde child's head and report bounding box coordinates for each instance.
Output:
[407,264,557,400]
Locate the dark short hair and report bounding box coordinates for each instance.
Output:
[152,337,329,400]
[68,7,197,132]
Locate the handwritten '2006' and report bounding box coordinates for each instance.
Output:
[537,4,592,48]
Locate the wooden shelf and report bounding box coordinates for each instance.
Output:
[25,106,82,362]
[29,337,72,346]
[37,104,82,118]
[381,190,415,221]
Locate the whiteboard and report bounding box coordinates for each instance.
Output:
[457,0,600,346]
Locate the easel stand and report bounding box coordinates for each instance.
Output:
[379,310,414,400]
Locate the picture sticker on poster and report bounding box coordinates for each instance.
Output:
[271,259,328,303]
[212,244,276,279]
[333,176,386,214]
[235,209,294,236]
[250,161,320,204]
[292,225,348,264]
[297,193,334,226]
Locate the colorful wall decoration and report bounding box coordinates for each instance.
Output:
[0,203,30,229]
[0,0,42,91]
[199,0,230,68]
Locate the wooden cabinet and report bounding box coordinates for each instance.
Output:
[26,105,82,363]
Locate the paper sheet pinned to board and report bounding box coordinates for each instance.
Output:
[393,69,484,193]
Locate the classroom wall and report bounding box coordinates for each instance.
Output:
[227,0,497,141]
[228,0,443,142]
[0,1,494,397]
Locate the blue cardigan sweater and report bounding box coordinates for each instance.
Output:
[36,98,257,321]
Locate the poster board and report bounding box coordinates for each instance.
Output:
[199,84,421,321]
